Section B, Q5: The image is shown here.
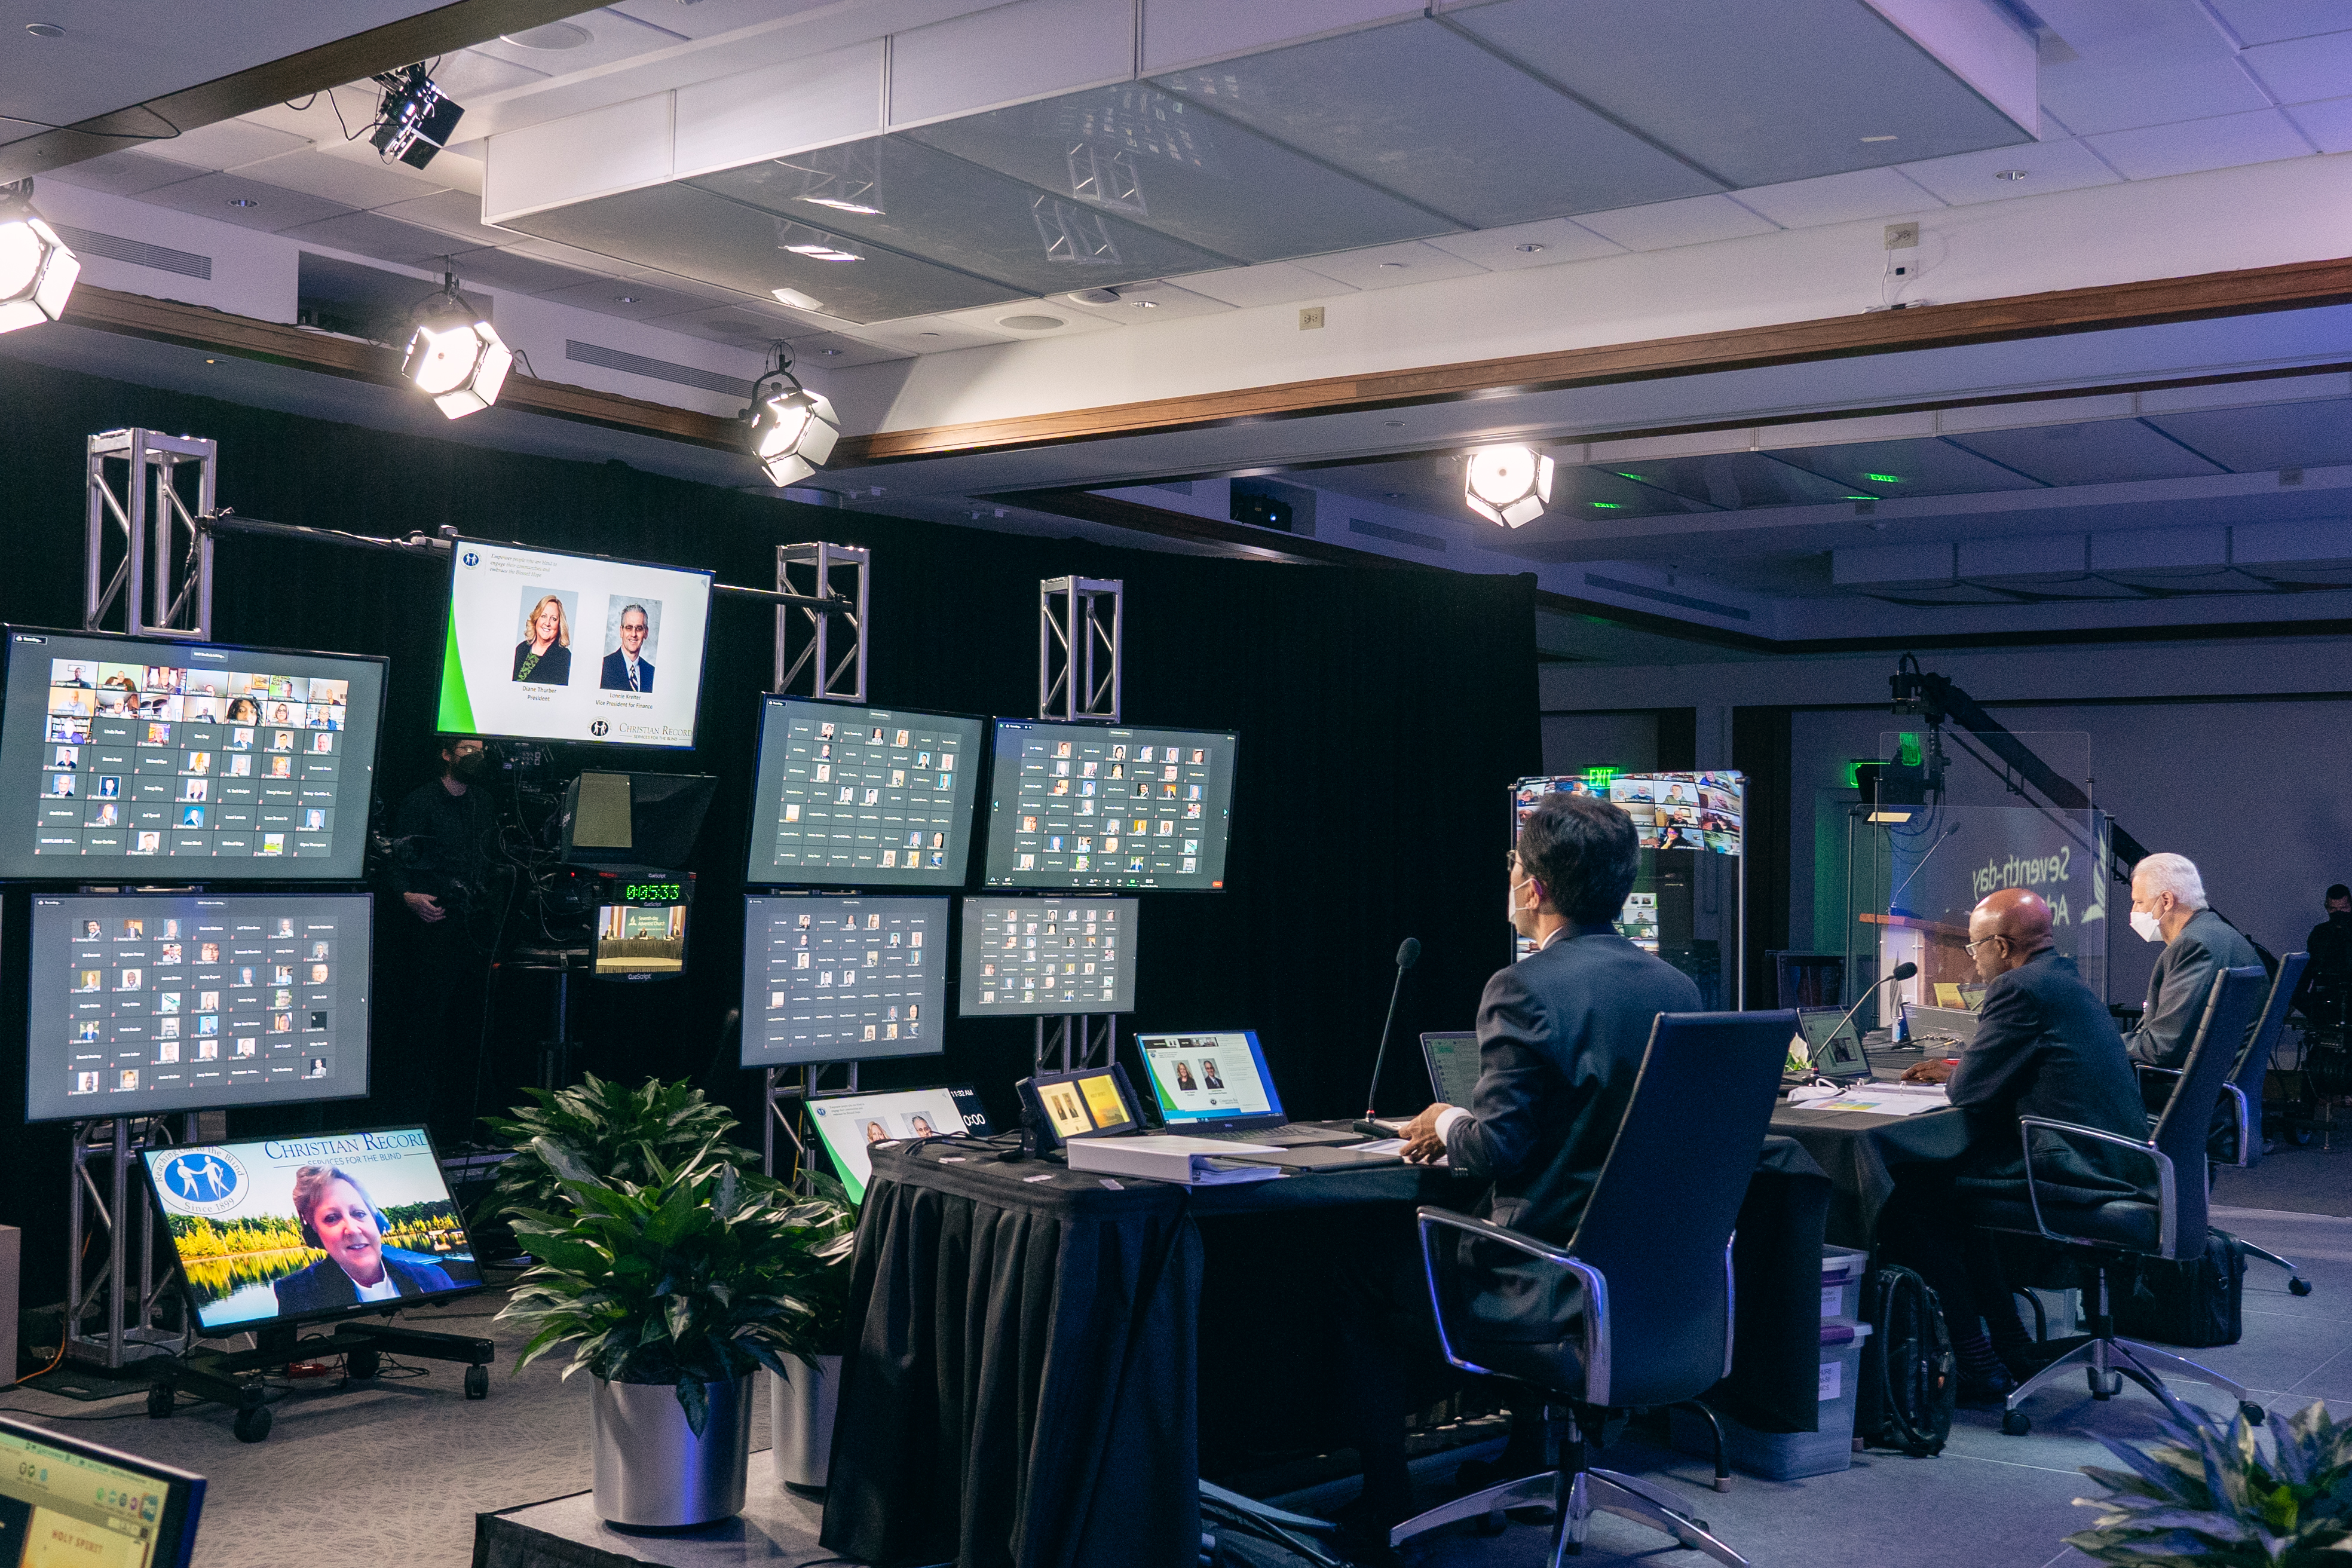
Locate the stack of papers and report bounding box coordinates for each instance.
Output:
[1808,1082,1951,1117]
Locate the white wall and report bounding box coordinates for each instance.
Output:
[1541,711,1662,777]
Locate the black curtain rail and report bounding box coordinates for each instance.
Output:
[192,511,852,612]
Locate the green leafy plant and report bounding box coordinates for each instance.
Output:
[496,1137,857,1435]
[479,1074,757,1223]
[2069,1400,2352,1563]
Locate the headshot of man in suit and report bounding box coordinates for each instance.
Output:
[270,1165,457,1315]
[600,602,656,693]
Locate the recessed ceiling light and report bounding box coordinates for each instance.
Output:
[204,359,216,365]
[1860,134,1898,143]
[1995,168,2029,181]
[999,314,1065,330]
[227,198,258,208]
[1132,299,1159,308]
[796,196,883,216]
[24,22,62,37]
[785,243,861,262]
[819,348,843,356]
[1378,261,1407,269]
[614,295,639,304]
[1382,491,1405,500]
[771,287,825,311]
[501,22,590,49]
[918,331,941,338]
[1515,243,1545,253]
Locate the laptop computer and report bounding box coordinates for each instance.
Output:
[1903,1002,1981,1049]
[1795,1006,1870,1082]
[1421,1031,1481,1108]
[1133,1030,1365,1145]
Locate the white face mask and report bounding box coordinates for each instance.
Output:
[2130,908,2164,944]
[1507,875,1539,936]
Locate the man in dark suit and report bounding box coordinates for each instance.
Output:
[1889,888,2145,1399]
[599,604,655,693]
[2120,852,2261,1069]
[2302,884,2352,1030]
[1334,793,1697,1541]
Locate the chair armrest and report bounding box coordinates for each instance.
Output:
[2017,1116,2178,1260]
[2223,1082,2252,1169]
[1415,1207,1613,1407]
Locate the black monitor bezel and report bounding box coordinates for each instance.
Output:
[0,623,389,884]
[956,893,1140,1018]
[142,1122,491,1337]
[980,718,1239,892]
[26,889,375,1123]
[0,1414,209,1568]
[435,535,715,752]
[742,694,992,890]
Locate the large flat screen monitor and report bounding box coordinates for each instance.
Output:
[436,538,711,749]
[0,1416,207,1568]
[742,895,948,1068]
[0,625,385,880]
[745,699,985,887]
[143,1126,483,1334]
[982,721,1236,890]
[957,896,1136,1016]
[804,1085,991,1202]
[27,892,370,1122]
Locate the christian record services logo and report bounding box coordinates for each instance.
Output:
[155,1146,249,1216]
[589,719,610,737]
[462,551,480,568]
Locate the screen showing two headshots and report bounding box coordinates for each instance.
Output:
[437,538,712,749]
[25,893,371,1122]
[0,627,385,878]
[141,1126,483,1334]
[745,699,985,886]
[983,721,1237,890]
[957,896,1137,1016]
[741,895,948,1067]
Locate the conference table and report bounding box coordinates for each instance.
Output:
[1767,1045,1973,1248]
[818,1136,1834,1568]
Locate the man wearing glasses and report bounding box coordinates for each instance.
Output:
[1883,887,2145,1404]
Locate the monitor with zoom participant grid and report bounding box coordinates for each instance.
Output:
[982,721,1235,890]
[745,698,984,887]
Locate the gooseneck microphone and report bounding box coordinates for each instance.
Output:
[1354,938,1421,1132]
[1814,960,1919,1071]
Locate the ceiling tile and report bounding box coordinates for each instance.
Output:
[1600,452,1858,510]
[2142,400,2352,471]
[1162,261,1355,307]
[2084,108,2314,180]
[663,303,820,351]
[1731,166,1943,230]
[906,82,1456,265]
[2241,26,2352,103]
[1893,137,2123,206]
[930,301,1125,339]
[1051,279,1236,323]
[532,276,721,320]
[1451,0,2034,188]
[1420,218,1625,269]
[604,0,838,40]
[471,9,692,76]
[500,234,639,272]
[2206,1,2352,47]
[2028,0,2274,134]
[134,172,355,234]
[2284,96,2352,152]
[1765,436,2047,497]
[1153,18,1722,226]
[1290,239,1489,290]
[276,211,476,266]
[1941,419,2228,485]
[234,148,449,209]
[415,48,552,100]
[778,331,914,369]
[614,267,752,305]
[145,117,311,173]
[370,189,521,249]
[38,150,208,197]
[439,246,609,295]
[693,136,1232,299]
[1569,194,1779,252]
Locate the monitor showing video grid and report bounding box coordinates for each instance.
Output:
[745,699,985,887]
[741,895,948,1068]
[981,722,1236,890]
[957,896,1136,1016]
[0,627,385,880]
[26,892,371,1120]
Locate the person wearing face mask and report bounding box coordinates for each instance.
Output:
[383,737,503,1138]
[387,736,498,928]
[2120,852,2262,1070]
[1327,792,1698,1552]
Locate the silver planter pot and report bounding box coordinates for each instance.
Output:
[768,1353,842,1490]
[592,1374,752,1527]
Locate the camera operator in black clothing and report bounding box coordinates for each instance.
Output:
[386,737,497,924]
[2302,884,2352,1031]
[381,736,501,1139]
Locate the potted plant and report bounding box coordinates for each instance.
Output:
[768,1187,856,1492]
[480,1074,757,1225]
[498,1138,855,1528]
[2069,1399,2352,1561]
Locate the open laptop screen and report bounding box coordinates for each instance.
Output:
[1797,1007,1868,1079]
[1135,1030,1281,1129]
[1421,1032,1481,1107]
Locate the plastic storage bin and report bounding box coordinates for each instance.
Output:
[1821,1245,1868,1324]
[1673,1321,1872,1481]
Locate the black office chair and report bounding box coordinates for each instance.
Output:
[1984,966,2271,1437]
[2143,954,2311,1295]
[1392,1010,1794,1567]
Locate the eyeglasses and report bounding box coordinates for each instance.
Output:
[1505,853,1520,877]
[1962,937,2007,956]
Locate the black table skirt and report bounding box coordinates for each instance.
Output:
[1769,1104,1971,1249]
[822,1140,1832,1568]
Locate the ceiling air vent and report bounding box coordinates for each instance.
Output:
[564,339,748,396]
[51,225,210,280]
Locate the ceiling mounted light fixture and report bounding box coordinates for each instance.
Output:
[0,180,80,335]
[402,265,511,419]
[740,342,840,488]
[369,63,464,170]
[1463,443,1554,528]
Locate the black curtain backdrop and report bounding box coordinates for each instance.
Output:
[0,357,1538,1312]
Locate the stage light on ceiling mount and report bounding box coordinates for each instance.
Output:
[402,267,511,419]
[0,180,79,334]
[1463,444,1554,528]
[740,344,840,488]
[369,64,464,170]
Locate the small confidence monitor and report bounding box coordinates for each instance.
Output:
[0,625,386,880]
[437,537,712,749]
[957,896,1136,1016]
[0,1416,207,1568]
[143,1126,484,1334]
[982,721,1236,890]
[1018,1064,1144,1152]
[746,698,986,887]
[805,1086,991,1202]
[742,895,948,1067]
[593,874,691,981]
[27,892,371,1121]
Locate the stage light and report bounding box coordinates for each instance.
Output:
[370,65,464,170]
[401,269,511,419]
[740,346,840,487]
[0,180,79,334]
[1463,444,1554,528]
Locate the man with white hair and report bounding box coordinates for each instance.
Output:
[2121,851,2262,1069]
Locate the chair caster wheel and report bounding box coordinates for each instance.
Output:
[2001,1409,2032,1436]
[2240,1402,2267,1425]
[465,1365,489,1399]
[232,1405,272,1443]
[2291,1278,2314,1297]
[1712,1477,1732,1493]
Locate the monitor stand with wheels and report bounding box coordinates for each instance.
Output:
[143,1310,497,1443]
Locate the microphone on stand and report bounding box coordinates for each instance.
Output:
[1353,938,1420,1137]
[1806,961,1918,1076]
